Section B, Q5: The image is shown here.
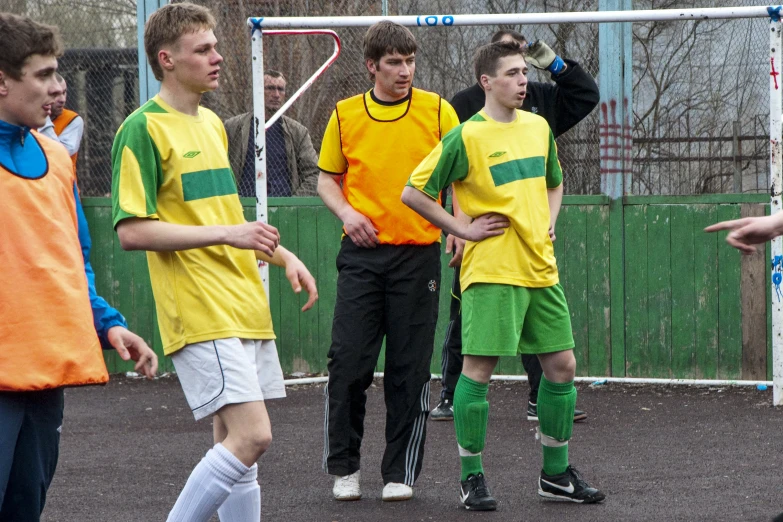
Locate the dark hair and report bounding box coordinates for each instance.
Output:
[264,70,285,81]
[0,13,63,81]
[363,21,417,79]
[144,2,216,81]
[474,41,526,85]
[490,29,526,44]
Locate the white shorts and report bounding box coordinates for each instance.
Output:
[171,338,286,421]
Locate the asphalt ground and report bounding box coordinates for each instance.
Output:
[41,376,783,522]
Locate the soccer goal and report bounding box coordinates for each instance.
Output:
[247,6,783,404]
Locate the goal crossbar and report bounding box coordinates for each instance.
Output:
[249,5,780,29]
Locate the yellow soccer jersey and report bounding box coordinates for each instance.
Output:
[318,89,459,176]
[408,109,562,289]
[317,89,458,245]
[111,95,274,355]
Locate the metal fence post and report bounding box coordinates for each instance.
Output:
[769,10,783,405]
[600,0,633,377]
[136,0,167,105]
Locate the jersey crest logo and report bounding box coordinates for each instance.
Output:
[183,150,201,158]
[488,151,507,158]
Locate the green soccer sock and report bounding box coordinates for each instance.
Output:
[537,377,576,476]
[453,374,489,481]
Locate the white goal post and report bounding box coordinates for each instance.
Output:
[247,6,783,404]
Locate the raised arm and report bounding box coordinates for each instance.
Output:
[524,39,599,137]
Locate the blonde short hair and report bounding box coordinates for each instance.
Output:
[144,2,216,81]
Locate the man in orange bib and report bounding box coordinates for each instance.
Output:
[318,21,459,502]
[0,14,157,522]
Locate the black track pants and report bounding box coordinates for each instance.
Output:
[324,239,440,485]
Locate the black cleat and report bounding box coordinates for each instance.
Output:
[538,465,605,504]
[527,402,588,423]
[430,398,454,421]
[459,473,497,511]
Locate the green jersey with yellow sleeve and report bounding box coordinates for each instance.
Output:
[408,109,562,289]
[111,95,274,355]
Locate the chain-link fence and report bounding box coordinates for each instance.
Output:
[7,0,138,196]
[11,0,770,196]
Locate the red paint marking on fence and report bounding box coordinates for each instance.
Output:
[772,57,780,90]
[600,98,633,178]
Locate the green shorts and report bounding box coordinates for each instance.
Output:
[461,283,575,357]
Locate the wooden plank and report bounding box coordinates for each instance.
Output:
[741,203,768,380]
[295,205,320,374]
[624,194,770,205]
[87,206,114,301]
[586,204,611,377]
[670,206,696,378]
[623,205,648,377]
[115,250,147,374]
[716,205,743,379]
[692,205,719,379]
[109,226,137,373]
[645,205,671,378]
[561,195,611,205]
[315,208,341,374]
[267,207,283,370]
[86,205,118,373]
[275,207,299,375]
[562,206,589,376]
[431,247,454,375]
[609,198,626,377]
[243,204,257,222]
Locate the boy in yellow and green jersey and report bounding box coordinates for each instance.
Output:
[402,41,605,511]
[111,4,317,521]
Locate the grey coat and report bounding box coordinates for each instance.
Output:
[224,112,319,197]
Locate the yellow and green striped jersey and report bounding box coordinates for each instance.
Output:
[408,109,562,289]
[111,95,274,355]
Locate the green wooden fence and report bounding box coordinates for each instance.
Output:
[82,194,771,380]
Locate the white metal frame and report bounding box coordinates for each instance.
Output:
[770,15,782,405]
[250,7,783,403]
[250,6,774,28]
[249,28,340,293]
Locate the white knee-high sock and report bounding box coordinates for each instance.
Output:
[217,463,261,522]
[167,443,250,522]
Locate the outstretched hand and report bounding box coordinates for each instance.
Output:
[705,214,783,255]
[107,326,158,379]
[284,257,319,311]
[463,213,510,242]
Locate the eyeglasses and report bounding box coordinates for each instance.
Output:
[264,86,286,93]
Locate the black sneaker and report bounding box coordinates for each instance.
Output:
[527,401,538,421]
[538,465,605,503]
[527,402,588,423]
[430,398,453,421]
[459,473,497,511]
